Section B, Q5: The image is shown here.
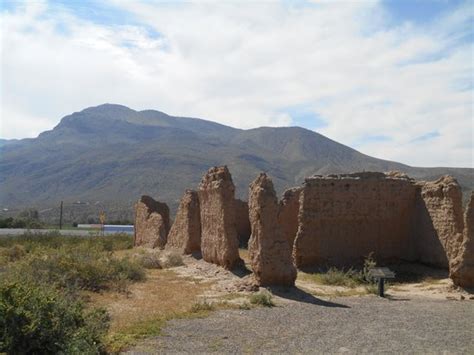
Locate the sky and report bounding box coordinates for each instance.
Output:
[0,0,472,168]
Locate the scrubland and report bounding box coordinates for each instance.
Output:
[1,233,468,354]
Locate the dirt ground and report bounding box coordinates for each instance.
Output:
[125,294,474,354]
[172,251,473,303]
[97,249,473,353]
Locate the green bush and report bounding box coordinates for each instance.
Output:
[0,281,110,354]
[250,291,274,307]
[5,245,145,293]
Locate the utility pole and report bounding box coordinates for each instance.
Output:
[59,201,63,230]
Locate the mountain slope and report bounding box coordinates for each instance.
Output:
[1,104,472,220]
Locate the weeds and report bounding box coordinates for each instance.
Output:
[365,283,379,295]
[299,253,379,291]
[190,300,215,313]
[0,231,134,253]
[239,302,251,310]
[250,290,274,307]
[134,251,163,269]
[161,252,184,268]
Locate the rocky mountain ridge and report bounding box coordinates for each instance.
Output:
[0,104,472,222]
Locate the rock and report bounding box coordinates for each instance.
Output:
[248,173,296,286]
[293,172,417,268]
[198,166,241,269]
[450,192,474,288]
[278,187,302,248]
[134,195,170,249]
[234,199,251,246]
[416,176,464,268]
[166,190,201,254]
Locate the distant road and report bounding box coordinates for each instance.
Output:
[0,228,133,236]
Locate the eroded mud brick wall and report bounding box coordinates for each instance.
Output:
[293,173,417,268]
[134,195,171,249]
[278,187,302,248]
[415,176,464,269]
[248,173,296,286]
[450,192,474,288]
[166,190,201,254]
[198,166,241,269]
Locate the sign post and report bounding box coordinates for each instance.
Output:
[368,267,396,297]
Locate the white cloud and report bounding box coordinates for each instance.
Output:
[0,0,472,167]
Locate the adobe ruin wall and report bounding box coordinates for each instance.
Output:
[415,176,464,268]
[198,166,241,269]
[278,187,302,248]
[248,173,296,286]
[293,172,418,268]
[166,189,201,254]
[134,195,171,249]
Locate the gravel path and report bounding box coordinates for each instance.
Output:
[126,293,474,354]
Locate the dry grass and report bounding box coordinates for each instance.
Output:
[86,268,213,352]
[420,277,445,286]
[298,270,362,288]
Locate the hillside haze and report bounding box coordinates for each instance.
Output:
[1,104,472,221]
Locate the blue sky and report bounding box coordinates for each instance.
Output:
[383,0,466,24]
[1,0,472,167]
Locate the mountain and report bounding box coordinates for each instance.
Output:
[0,104,472,222]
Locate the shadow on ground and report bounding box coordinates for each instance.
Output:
[388,262,449,283]
[269,286,350,308]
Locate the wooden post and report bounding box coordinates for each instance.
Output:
[59,201,63,230]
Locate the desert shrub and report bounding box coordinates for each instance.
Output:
[303,254,379,289]
[161,252,184,268]
[109,257,146,282]
[318,267,361,288]
[4,245,145,293]
[190,300,214,313]
[250,291,274,307]
[134,251,162,269]
[239,302,251,310]
[0,281,110,354]
[0,244,26,263]
[362,252,377,283]
[0,232,133,253]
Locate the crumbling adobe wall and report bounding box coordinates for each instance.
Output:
[166,190,201,254]
[450,192,474,288]
[415,176,464,268]
[134,195,171,249]
[293,172,417,268]
[248,173,296,286]
[278,187,302,248]
[234,199,251,246]
[198,166,241,269]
